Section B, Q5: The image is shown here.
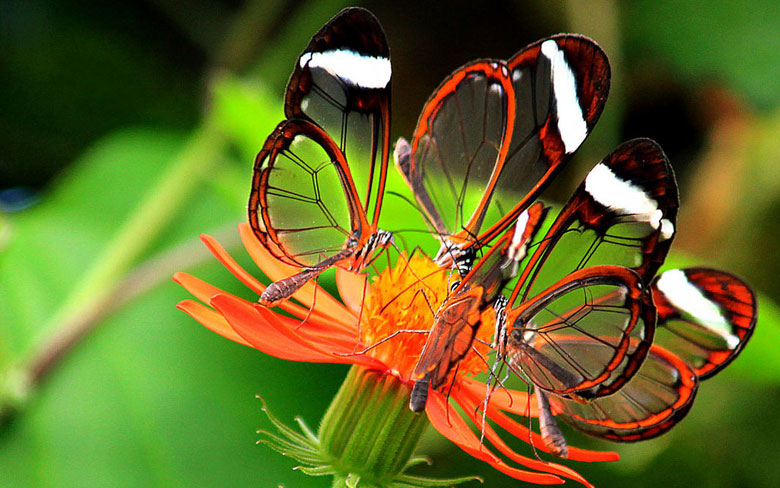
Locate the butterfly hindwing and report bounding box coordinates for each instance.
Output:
[249,119,366,268]
[504,265,656,399]
[651,268,757,379]
[547,342,698,442]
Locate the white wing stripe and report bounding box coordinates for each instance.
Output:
[541,40,587,153]
[656,270,739,349]
[300,49,391,89]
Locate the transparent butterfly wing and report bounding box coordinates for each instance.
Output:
[401,35,610,258]
[506,265,655,399]
[249,119,365,267]
[477,35,611,245]
[513,138,678,305]
[548,343,698,442]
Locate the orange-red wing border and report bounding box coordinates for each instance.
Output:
[248,118,368,268]
[651,268,757,379]
[548,343,698,442]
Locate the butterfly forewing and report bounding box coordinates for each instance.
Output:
[547,343,698,442]
[505,265,655,399]
[286,7,391,226]
[475,36,610,245]
[541,269,756,443]
[249,119,366,267]
[512,138,678,305]
[404,61,515,244]
[651,268,757,379]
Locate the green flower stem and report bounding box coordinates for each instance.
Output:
[24,115,227,390]
[259,366,480,488]
[320,367,428,487]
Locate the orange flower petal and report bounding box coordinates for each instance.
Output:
[482,397,619,463]
[454,389,594,487]
[336,267,369,316]
[238,223,354,321]
[173,272,226,305]
[200,233,354,332]
[456,379,618,463]
[426,391,564,485]
[198,234,266,295]
[253,305,384,370]
[176,299,252,347]
[458,377,539,417]
[210,294,344,363]
[261,306,364,351]
[563,446,620,462]
[211,294,383,370]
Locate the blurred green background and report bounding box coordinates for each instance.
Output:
[2,0,780,486]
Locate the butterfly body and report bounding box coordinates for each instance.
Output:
[409,204,549,412]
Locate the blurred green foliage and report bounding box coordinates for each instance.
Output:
[2,1,780,487]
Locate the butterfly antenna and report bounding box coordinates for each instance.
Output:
[460,226,485,257]
[387,239,436,295]
[378,267,442,314]
[417,288,436,315]
[336,328,430,356]
[385,190,441,236]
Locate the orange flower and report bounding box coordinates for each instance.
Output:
[174,223,617,486]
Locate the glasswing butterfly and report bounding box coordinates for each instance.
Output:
[495,137,679,399]
[397,33,611,410]
[395,34,610,276]
[248,8,393,306]
[490,140,756,456]
[409,203,549,412]
[481,137,679,456]
[534,268,756,452]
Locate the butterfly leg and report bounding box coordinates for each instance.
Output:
[334,329,430,356]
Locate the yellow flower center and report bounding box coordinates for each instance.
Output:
[359,253,494,383]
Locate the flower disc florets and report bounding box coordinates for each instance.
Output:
[359,254,495,384]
